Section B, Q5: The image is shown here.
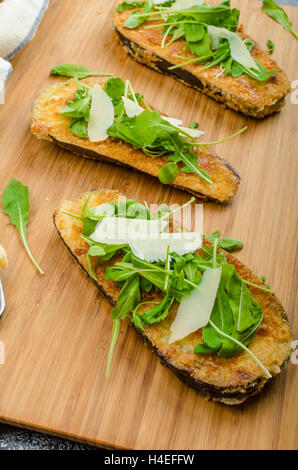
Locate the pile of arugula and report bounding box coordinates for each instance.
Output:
[117,0,277,82]
[65,196,272,378]
[58,75,212,183]
[50,66,246,185]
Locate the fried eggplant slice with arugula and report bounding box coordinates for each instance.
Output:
[31,76,241,203]
[113,0,290,118]
[54,189,292,405]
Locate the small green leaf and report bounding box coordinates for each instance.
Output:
[189,122,199,129]
[61,96,91,118]
[207,231,243,252]
[123,0,152,29]
[116,1,144,12]
[2,179,44,275]
[267,39,275,54]
[218,238,243,252]
[69,118,89,138]
[50,64,113,79]
[262,0,298,40]
[158,162,178,184]
[104,77,125,101]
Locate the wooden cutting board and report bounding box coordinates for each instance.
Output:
[0,0,297,450]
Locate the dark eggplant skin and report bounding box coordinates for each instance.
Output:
[112,11,290,118]
[53,190,292,405]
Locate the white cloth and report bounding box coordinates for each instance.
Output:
[0,0,49,94]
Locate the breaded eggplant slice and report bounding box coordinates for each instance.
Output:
[31,79,239,203]
[113,9,290,118]
[54,189,292,405]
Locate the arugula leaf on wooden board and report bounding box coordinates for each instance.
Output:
[50,64,113,79]
[262,0,298,40]
[2,179,44,275]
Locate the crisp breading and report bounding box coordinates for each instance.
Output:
[54,190,292,404]
[113,9,290,117]
[31,79,240,203]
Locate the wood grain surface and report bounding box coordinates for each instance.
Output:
[0,0,297,450]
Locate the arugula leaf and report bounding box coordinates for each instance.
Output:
[132,292,174,330]
[188,29,212,57]
[106,274,140,377]
[158,162,178,184]
[69,118,89,138]
[112,274,141,320]
[108,109,212,183]
[104,77,125,101]
[207,231,243,252]
[50,64,113,79]
[116,1,145,12]
[267,39,275,54]
[184,23,205,43]
[84,235,128,280]
[2,179,44,275]
[124,0,153,29]
[262,0,298,40]
[189,121,199,129]
[61,95,91,118]
[231,60,277,82]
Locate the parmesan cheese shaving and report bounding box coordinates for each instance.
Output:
[88,84,114,142]
[90,217,168,245]
[208,25,257,70]
[129,232,202,263]
[169,267,222,344]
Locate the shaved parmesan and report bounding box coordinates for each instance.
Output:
[228,34,257,70]
[162,117,205,138]
[120,99,204,139]
[162,116,183,127]
[208,25,257,70]
[169,267,222,344]
[129,232,202,263]
[177,126,205,138]
[88,84,114,142]
[122,96,144,118]
[90,217,168,245]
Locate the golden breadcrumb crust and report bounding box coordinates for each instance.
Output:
[31,79,240,203]
[54,190,292,403]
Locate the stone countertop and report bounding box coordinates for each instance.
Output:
[1,0,297,452]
